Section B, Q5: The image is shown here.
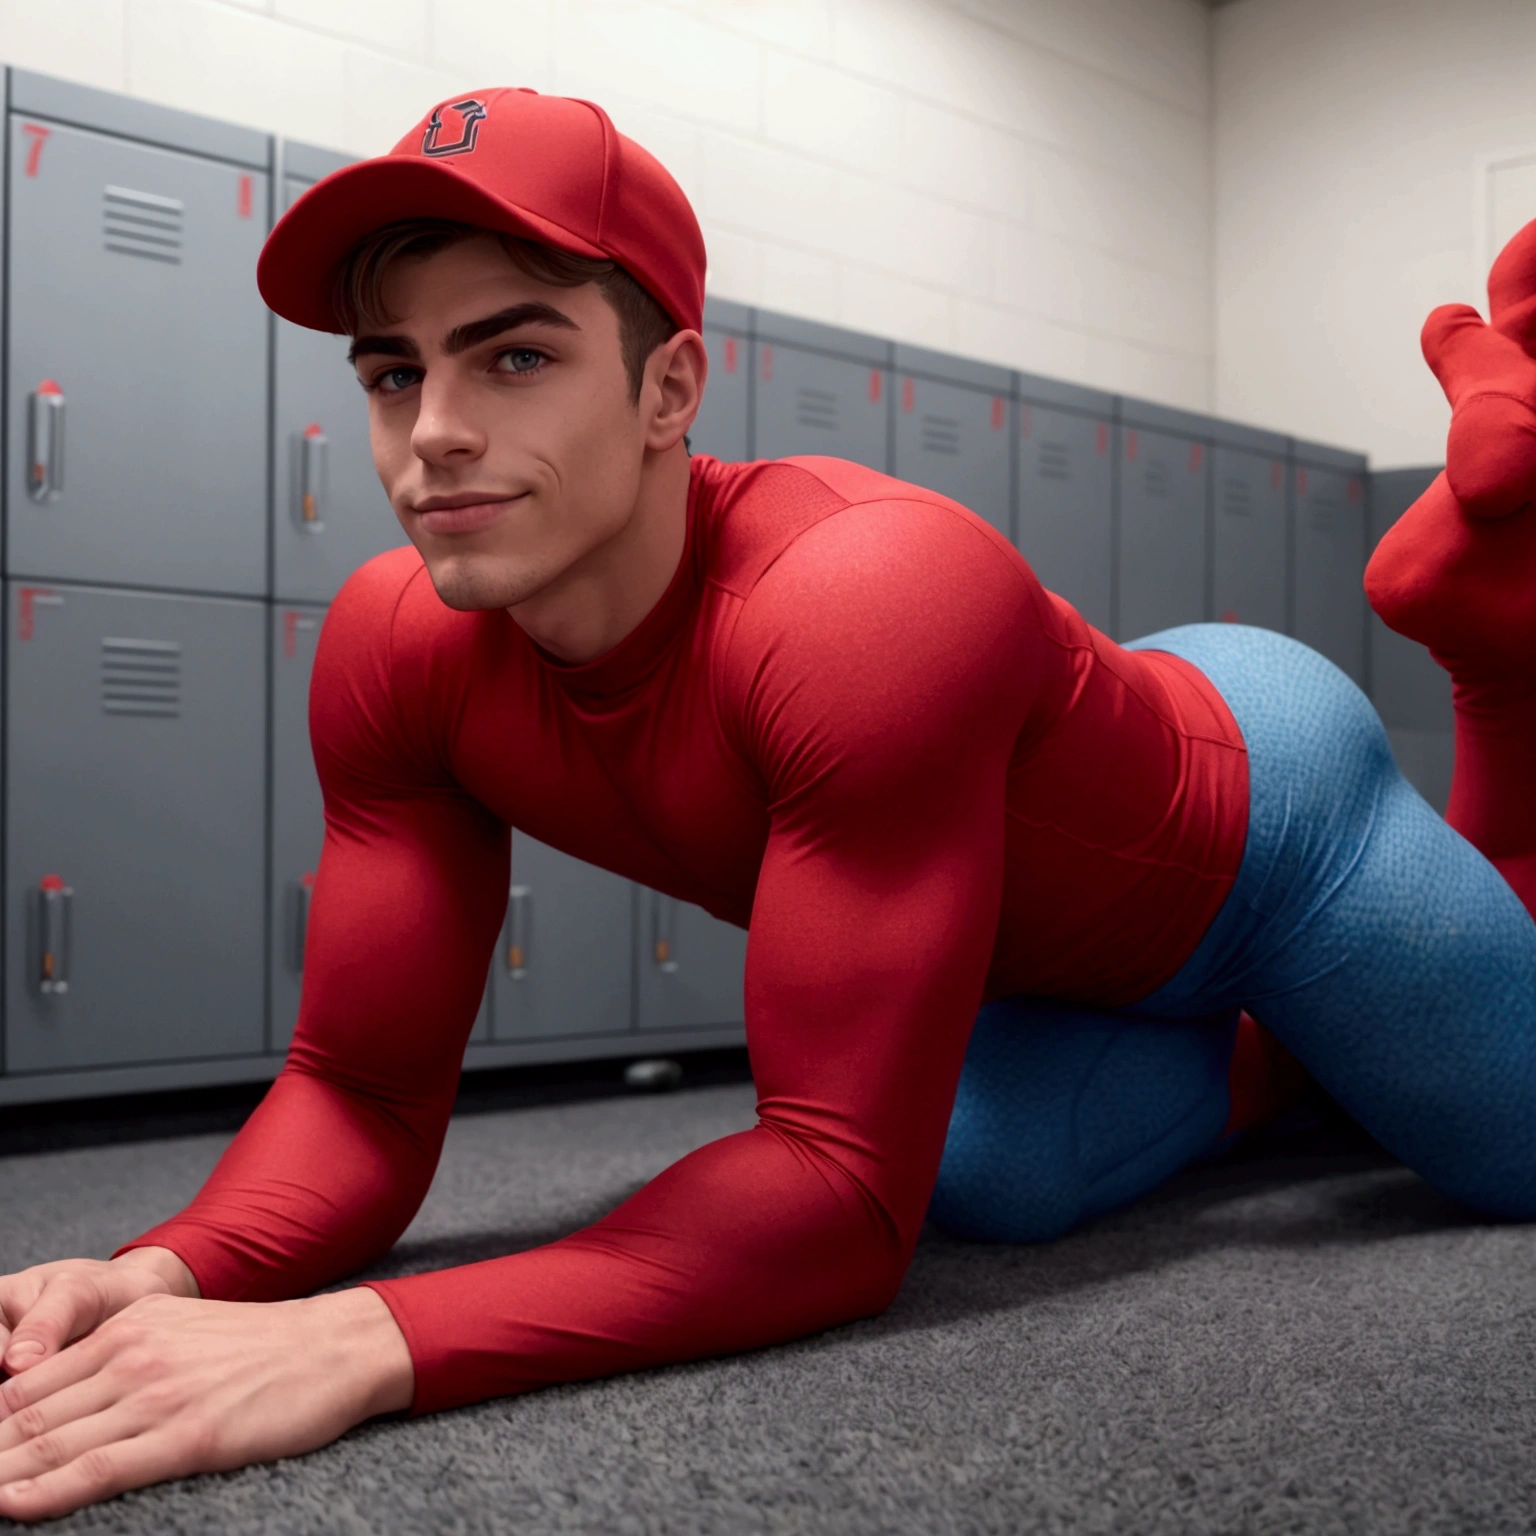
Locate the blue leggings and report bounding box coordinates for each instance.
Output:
[931,624,1536,1241]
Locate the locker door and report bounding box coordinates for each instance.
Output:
[1211,447,1288,633]
[1294,465,1367,686]
[691,326,750,462]
[636,890,747,1032]
[491,834,633,1041]
[1118,428,1208,641]
[1368,467,1452,812]
[270,604,491,1052]
[892,376,1010,536]
[5,583,265,1071]
[754,344,889,470]
[1015,406,1114,634]
[269,603,324,1053]
[6,117,268,595]
[272,172,407,603]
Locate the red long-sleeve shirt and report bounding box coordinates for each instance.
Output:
[121,454,1248,1415]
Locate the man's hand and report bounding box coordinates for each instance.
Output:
[0,1249,198,1375]
[0,1287,414,1522]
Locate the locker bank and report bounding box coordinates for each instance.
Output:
[0,66,1433,1109]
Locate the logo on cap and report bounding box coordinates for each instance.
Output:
[422,98,488,158]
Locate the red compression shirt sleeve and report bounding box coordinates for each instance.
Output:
[122,503,1039,1416]
[117,556,511,1302]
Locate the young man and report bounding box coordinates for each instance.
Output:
[0,88,1532,1521]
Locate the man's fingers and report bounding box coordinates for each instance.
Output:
[0,1411,176,1525]
[0,1273,110,1377]
[0,1275,47,1339]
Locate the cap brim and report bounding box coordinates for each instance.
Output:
[257,156,609,333]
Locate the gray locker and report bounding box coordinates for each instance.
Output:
[269,601,491,1052]
[272,142,408,604]
[692,296,751,462]
[491,834,634,1041]
[892,344,1011,537]
[269,602,326,1052]
[1014,375,1115,635]
[5,582,265,1072]
[5,72,270,596]
[1118,401,1211,642]
[636,890,747,1033]
[753,313,890,471]
[1293,442,1369,688]
[1369,466,1452,813]
[1211,421,1289,635]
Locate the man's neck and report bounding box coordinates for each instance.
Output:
[507,443,691,664]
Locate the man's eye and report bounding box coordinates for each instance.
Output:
[369,367,420,394]
[497,348,546,375]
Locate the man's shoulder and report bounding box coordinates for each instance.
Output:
[315,545,485,739]
[700,454,1019,600]
[325,544,476,663]
[331,543,428,626]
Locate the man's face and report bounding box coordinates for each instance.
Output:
[351,235,652,612]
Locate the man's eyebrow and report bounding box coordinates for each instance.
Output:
[348,333,419,366]
[443,302,581,355]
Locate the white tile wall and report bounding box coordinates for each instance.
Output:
[0,0,127,92]
[0,0,1215,412]
[1215,0,1536,465]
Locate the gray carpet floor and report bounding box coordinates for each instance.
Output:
[2,1077,1534,1535]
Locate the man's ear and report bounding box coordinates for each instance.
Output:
[644,330,708,452]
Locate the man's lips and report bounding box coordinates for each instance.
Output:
[412,494,526,535]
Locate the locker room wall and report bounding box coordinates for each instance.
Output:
[1214,0,1536,468]
[1369,467,1452,816]
[0,0,1216,415]
[0,69,750,1108]
[4,65,1452,1109]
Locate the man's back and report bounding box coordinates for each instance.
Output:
[318,452,1249,1013]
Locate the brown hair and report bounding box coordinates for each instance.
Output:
[333,219,678,401]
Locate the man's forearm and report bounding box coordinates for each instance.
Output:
[112,1245,200,1300]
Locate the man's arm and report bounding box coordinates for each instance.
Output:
[115,551,511,1302]
[131,501,1036,1416]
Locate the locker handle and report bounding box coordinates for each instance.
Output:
[297,423,327,531]
[292,871,316,972]
[506,884,532,979]
[27,380,65,503]
[36,874,73,995]
[652,892,679,973]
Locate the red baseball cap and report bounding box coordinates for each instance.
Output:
[257,87,706,334]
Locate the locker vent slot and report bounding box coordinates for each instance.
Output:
[101,637,182,718]
[102,185,185,265]
[1038,442,1072,482]
[795,387,838,433]
[1144,461,1172,497]
[1222,478,1252,517]
[921,415,961,456]
[1309,494,1339,532]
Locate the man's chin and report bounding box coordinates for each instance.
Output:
[423,556,549,613]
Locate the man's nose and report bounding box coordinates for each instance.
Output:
[411,372,486,465]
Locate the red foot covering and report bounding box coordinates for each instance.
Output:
[1365,472,1536,913]
[1365,217,1536,916]
[119,456,1248,1416]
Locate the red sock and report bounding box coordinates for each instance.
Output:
[1364,216,1536,920]
[1222,1011,1310,1140]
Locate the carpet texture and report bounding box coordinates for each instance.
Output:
[1,1077,1534,1535]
